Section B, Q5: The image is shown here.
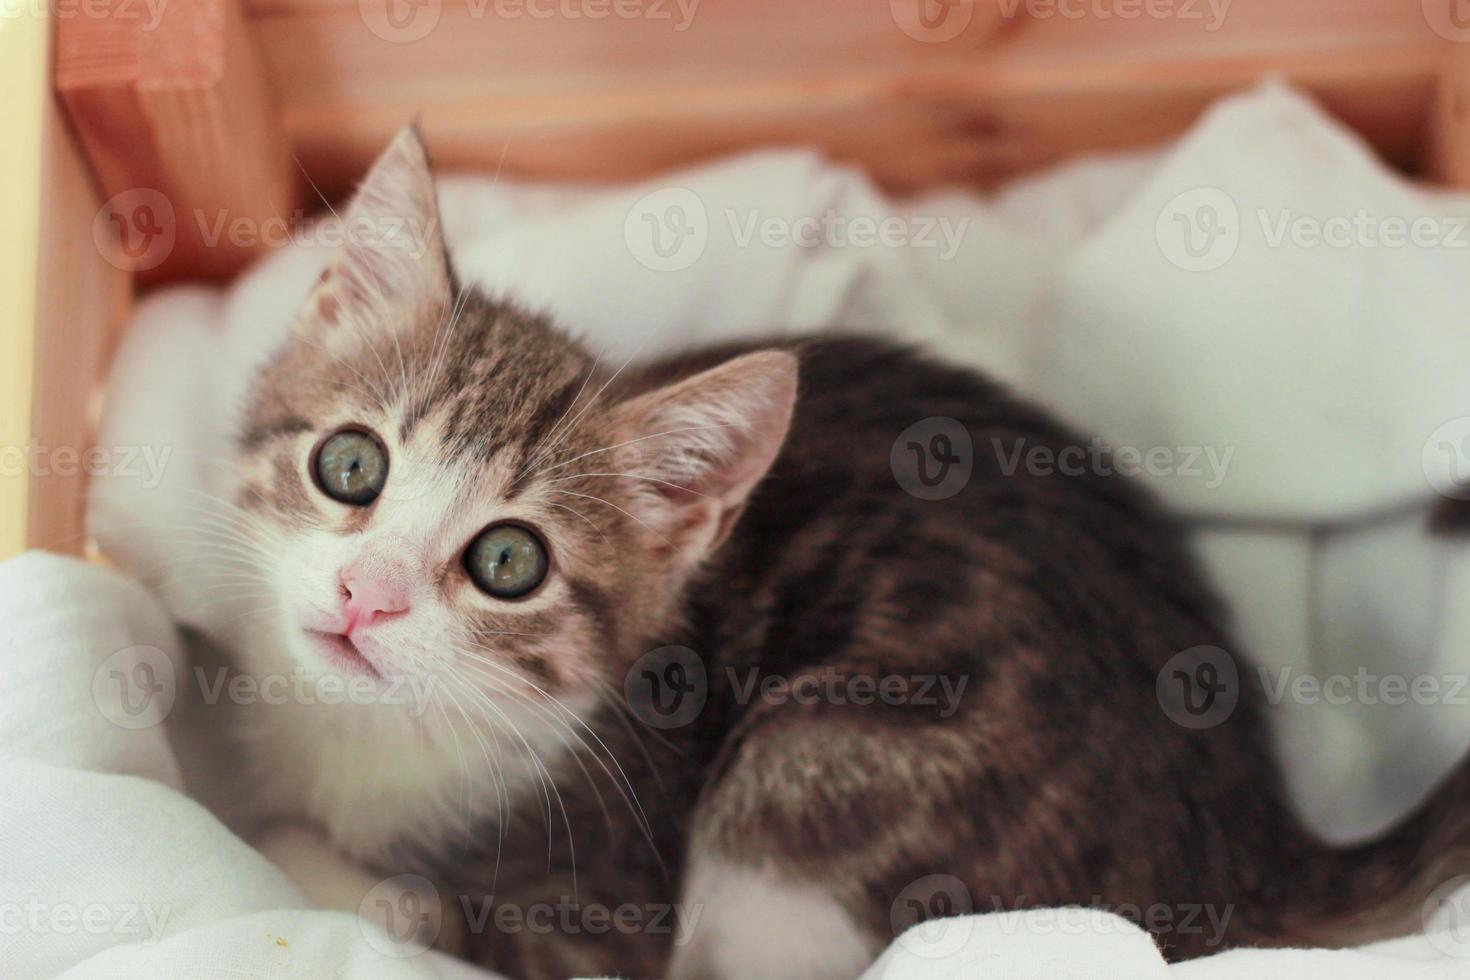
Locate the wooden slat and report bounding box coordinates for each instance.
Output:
[31,96,133,555]
[242,0,1445,198]
[1430,40,1470,186]
[55,0,297,283]
[0,4,51,559]
[1,8,132,560]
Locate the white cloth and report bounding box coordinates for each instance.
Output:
[0,553,489,980]
[69,80,1470,975]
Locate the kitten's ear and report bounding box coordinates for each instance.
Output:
[612,351,798,566]
[299,126,449,335]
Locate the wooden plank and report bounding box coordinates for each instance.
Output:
[30,95,134,555]
[0,4,50,559]
[0,7,132,560]
[1429,41,1470,186]
[55,0,297,283]
[243,0,1444,197]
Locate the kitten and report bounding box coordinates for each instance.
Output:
[221,129,1470,978]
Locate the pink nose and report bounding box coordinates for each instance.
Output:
[340,566,410,632]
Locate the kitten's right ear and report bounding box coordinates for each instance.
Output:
[298,126,450,337]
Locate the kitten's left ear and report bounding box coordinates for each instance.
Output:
[300,126,450,334]
[612,350,798,567]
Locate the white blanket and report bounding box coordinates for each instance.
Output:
[46,80,1470,975]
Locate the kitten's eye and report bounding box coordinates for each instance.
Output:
[465,524,549,599]
[313,429,388,506]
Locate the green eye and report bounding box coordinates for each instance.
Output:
[313,430,388,506]
[465,524,549,599]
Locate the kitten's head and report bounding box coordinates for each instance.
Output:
[237,129,796,717]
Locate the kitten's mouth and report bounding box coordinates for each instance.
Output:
[305,629,382,679]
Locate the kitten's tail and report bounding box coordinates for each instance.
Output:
[1277,749,1470,950]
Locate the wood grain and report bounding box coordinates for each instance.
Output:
[1430,40,1470,186]
[244,0,1446,198]
[31,96,133,556]
[55,0,296,283]
[3,8,131,560]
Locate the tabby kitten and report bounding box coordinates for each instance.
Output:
[230,129,1470,979]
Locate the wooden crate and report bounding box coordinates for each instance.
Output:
[6,0,1470,558]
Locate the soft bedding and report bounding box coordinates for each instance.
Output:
[6,80,1467,976]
